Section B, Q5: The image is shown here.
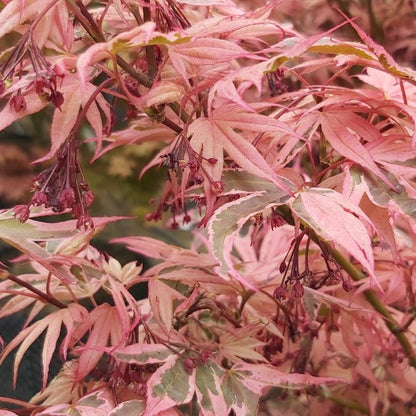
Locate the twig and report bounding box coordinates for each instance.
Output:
[4,273,66,309]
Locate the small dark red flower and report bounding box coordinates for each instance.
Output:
[48,90,64,109]
[59,187,76,209]
[271,212,286,229]
[13,205,30,223]
[10,94,26,112]
[183,357,196,373]
[292,281,304,298]
[32,191,48,206]
[77,214,94,230]
[273,286,288,301]
[212,180,225,193]
[83,190,94,207]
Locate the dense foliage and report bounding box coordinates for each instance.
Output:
[0,0,416,415]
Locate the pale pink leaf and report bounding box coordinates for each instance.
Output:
[9,319,50,388]
[219,328,267,363]
[49,86,82,157]
[221,362,342,416]
[360,193,399,263]
[109,400,146,416]
[77,304,116,381]
[96,124,174,158]
[336,8,412,78]
[208,175,290,288]
[39,80,106,162]
[169,37,250,65]
[0,0,49,38]
[269,21,350,69]
[113,343,173,365]
[319,113,395,189]
[41,312,64,390]
[195,363,228,416]
[0,92,47,131]
[61,304,90,361]
[291,188,378,287]
[233,362,343,391]
[0,216,125,284]
[112,236,217,269]
[168,38,254,83]
[36,389,114,416]
[48,1,74,51]
[189,117,290,192]
[144,355,195,416]
[76,22,156,90]
[0,294,38,319]
[148,279,185,334]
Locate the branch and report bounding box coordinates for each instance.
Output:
[65,0,153,88]
[3,273,66,309]
[116,55,153,89]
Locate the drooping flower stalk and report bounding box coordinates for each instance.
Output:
[15,134,94,230]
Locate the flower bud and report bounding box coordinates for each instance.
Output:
[293,281,304,298]
[273,286,288,300]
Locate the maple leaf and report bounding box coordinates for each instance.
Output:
[76,21,158,88]
[144,355,195,416]
[0,90,48,132]
[188,107,297,216]
[0,215,124,284]
[219,326,268,363]
[112,235,217,271]
[112,343,173,365]
[291,187,379,287]
[96,121,175,159]
[75,303,125,382]
[0,0,49,39]
[318,112,396,189]
[109,400,146,416]
[0,304,89,390]
[359,193,399,263]
[35,389,115,416]
[221,362,342,416]
[208,171,292,288]
[335,7,414,79]
[195,362,228,416]
[168,37,255,84]
[148,278,186,335]
[34,75,111,162]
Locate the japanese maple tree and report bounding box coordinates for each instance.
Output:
[0,0,416,415]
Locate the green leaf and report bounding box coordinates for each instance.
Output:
[363,173,416,221]
[144,355,195,416]
[109,400,146,416]
[221,368,259,416]
[113,343,173,365]
[195,363,227,416]
[0,216,123,283]
[308,38,375,60]
[208,173,290,288]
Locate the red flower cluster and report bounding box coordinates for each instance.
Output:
[14,136,94,230]
[0,31,64,111]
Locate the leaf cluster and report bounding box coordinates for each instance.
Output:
[0,1,416,415]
